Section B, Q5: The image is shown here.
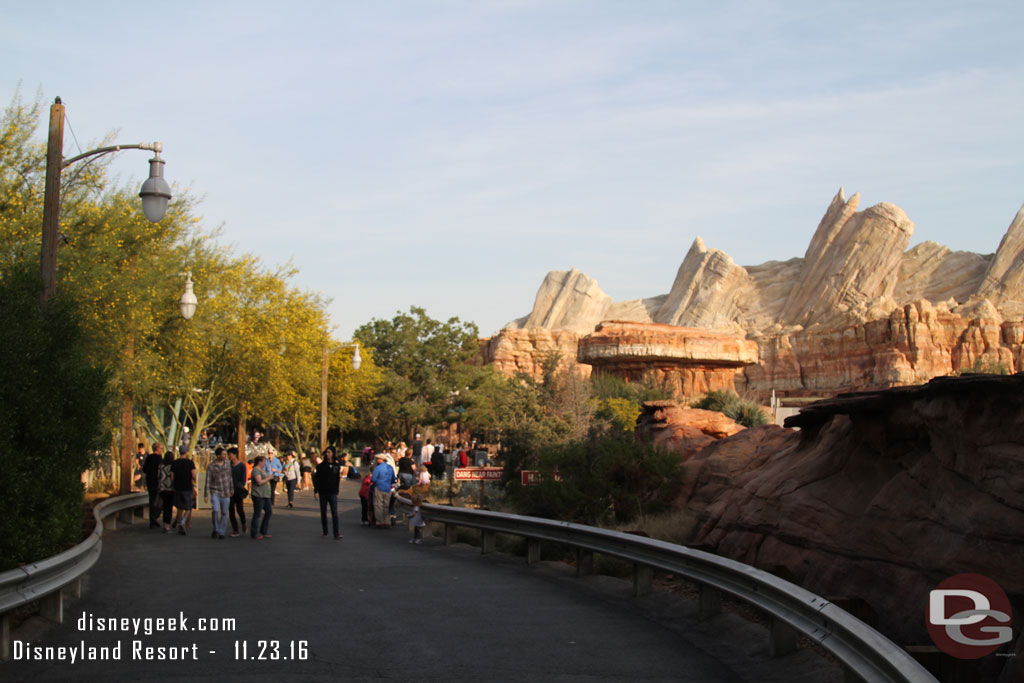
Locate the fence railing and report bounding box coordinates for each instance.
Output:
[398,499,937,683]
[0,492,148,660]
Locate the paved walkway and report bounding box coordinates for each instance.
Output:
[6,484,841,682]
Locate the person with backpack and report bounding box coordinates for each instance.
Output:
[158,450,175,533]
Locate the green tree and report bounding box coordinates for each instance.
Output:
[0,264,110,569]
[354,306,480,441]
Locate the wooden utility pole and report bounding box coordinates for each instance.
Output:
[320,335,329,454]
[41,98,65,301]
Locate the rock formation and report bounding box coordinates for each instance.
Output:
[974,203,1024,319]
[777,191,913,329]
[637,374,1024,677]
[577,321,757,397]
[653,237,753,334]
[507,268,612,334]
[481,328,587,381]
[488,190,1024,398]
[635,400,745,454]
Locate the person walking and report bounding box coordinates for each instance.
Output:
[134,442,148,491]
[396,449,416,491]
[358,470,372,526]
[266,447,283,505]
[408,493,427,544]
[142,443,164,528]
[433,441,446,480]
[422,438,435,476]
[158,450,175,532]
[203,446,233,539]
[283,451,300,508]
[250,455,273,540]
[300,450,314,490]
[313,447,342,539]
[370,453,396,529]
[411,434,423,467]
[171,446,197,535]
[228,447,248,536]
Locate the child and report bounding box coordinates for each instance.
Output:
[408,493,426,544]
[358,471,373,526]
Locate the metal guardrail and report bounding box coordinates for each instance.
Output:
[0,492,148,660]
[399,499,937,683]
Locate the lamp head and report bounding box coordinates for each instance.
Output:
[139,153,172,222]
[179,271,198,320]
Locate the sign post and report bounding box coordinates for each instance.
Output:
[454,467,503,509]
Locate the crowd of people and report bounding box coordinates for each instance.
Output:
[134,432,477,544]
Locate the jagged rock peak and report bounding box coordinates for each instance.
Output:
[517,268,611,334]
[974,201,1024,317]
[653,236,751,333]
[779,193,913,328]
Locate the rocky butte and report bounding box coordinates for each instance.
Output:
[482,189,1024,399]
[635,375,1024,681]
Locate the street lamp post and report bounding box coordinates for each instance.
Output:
[320,340,362,454]
[38,97,191,495]
[40,97,172,301]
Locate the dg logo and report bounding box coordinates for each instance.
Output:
[927,573,1013,659]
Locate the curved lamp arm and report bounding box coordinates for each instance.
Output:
[62,142,163,169]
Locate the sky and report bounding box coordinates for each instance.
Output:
[3,1,1023,338]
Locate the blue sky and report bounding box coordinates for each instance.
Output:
[3,1,1022,338]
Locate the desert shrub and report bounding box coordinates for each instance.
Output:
[969,357,1011,375]
[0,266,110,570]
[691,390,768,427]
[509,435,682,526]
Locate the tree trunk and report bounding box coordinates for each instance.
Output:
[119,387,134,495]
[237,403,247,463]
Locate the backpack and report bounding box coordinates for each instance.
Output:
[158,464,173,492]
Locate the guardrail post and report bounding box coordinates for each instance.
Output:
[633,564,653,597]
[103,514,117,531]
[575,548,593,577]
[1,613,10,661]
[40,589,64,624]
[134,504,145,520]
[118,508,133,525]
[444,522,457,546]
[526,539,541,565]
[68,577,83,599]
[769,616,797,657]
[481,530,496,555]
[698,584,722,620]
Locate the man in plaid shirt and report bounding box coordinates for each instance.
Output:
[203,446,234,539]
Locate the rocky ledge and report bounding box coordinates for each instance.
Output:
[638,373,1024,661]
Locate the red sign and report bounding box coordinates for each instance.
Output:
[520,470,562,485]
[454,467,503,482]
